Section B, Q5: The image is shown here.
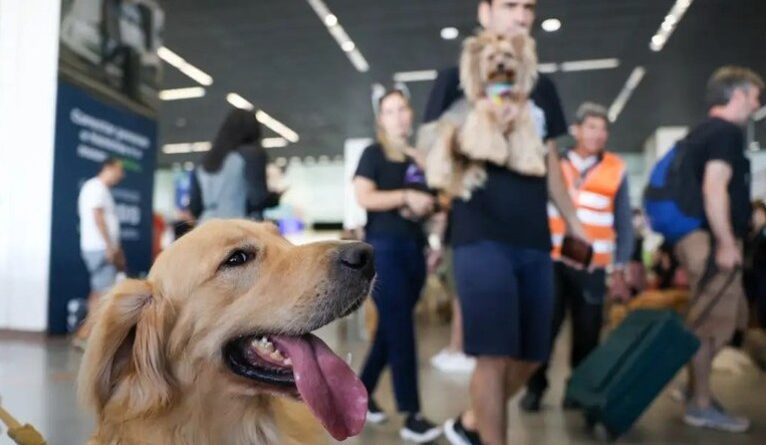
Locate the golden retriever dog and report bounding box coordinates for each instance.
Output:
[422,31,546,199]
[77,219,375,445]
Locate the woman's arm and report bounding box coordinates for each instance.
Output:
[353,177,406,212]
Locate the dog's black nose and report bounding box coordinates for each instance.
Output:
[338,242,375,279]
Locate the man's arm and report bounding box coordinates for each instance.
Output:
[93,208,117,258]
[703,160,741,270]
[609,176,634,301]
[547,141,588,240]
[612,176,635,267]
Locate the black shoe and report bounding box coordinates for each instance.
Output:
[444,415,483,445]
[520,390,543,412]
[366,399,388,424]
[562,397,582,411]
[400,413,443,443]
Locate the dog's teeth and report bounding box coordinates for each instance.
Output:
[284,358,293,366]
[271,350,285,361]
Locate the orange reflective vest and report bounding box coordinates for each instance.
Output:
[549,152,626,268]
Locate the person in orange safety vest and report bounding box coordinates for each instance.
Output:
[521,102,635,412]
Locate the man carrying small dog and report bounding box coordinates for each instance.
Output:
[521,102,634,412]
[423,1,588,444]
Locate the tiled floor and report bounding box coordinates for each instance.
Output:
[1,320,765,445]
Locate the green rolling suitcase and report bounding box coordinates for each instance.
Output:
[565,309,700,441]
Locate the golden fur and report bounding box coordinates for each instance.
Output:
[78,220,370,445]
[422,31,547,199]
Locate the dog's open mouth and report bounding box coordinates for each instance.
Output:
[224,333,367,441]
[488,69,516,84]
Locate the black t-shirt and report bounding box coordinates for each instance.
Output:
[354,143,426,240]
[423,67,567,250]
[685,117,751,237]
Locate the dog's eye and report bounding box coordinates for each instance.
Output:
[222,250,254,268]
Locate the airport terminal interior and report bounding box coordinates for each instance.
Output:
[1,1,766,444]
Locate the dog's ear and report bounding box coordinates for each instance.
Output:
[511,34,539,95]
[78,279,175,418]
[460,34,484,102]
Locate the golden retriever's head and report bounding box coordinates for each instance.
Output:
[78,219,374,441]
[460,31,538,102]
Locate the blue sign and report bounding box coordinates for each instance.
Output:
[48,81,157,334]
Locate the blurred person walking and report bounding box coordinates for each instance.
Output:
[73,158,125,348]
[521,102,634,412]
[423,2,588,444]
[189,108,280,222]
[355,89,442,443]
[673,66,762,433]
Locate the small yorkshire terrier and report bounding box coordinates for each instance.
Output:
[422,31,546,199]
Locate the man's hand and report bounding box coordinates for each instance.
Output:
[609,269,631,303]
[107,245,127,272]
[715,241,742,272]
[476,97,521,131]
[427,248,444,274]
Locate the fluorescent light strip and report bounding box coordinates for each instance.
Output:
[305,0,370,73]
[227,93,300,143]
[256,110,300,143]
[159,87,206,101]
[262,137,289,148]
[226,93,254,110]
[538,63,558,74]
[560,58,620,72]
[158,47,213,86]
[755,105,766,122]
[608,67,646,122]
[163,138,288,154]
[393,70,438,83]
[649,0,695,52]
[162,141,212,154]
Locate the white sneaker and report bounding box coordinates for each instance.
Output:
[366,399,388,424]
[431,349,476,374]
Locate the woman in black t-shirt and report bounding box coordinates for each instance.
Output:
[354,90,442,441]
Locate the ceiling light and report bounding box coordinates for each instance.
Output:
[262,137,289,148]
[306,0,369,73]
[440,27,459,40]
[560,58,620,72]
[256,110,300,143]
[157,46,213,86]
[648,0,695,52]
[324,14,338,27]
[226,93,300,143]
[393,70,438,83]
[159,87,206,101]
[226,93,254,110]
[162,141,211,154]
[541,18,562,32]
[538,63,558,73]
[608,67,646,122]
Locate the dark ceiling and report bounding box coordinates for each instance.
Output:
[156,0,766,167]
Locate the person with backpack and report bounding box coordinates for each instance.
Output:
[520,102,634,412]
[646,66,762,432]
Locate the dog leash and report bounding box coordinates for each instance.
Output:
[0,400,47,445]
[686,240,740,331]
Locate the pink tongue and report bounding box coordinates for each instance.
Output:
[271,335,368,441]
